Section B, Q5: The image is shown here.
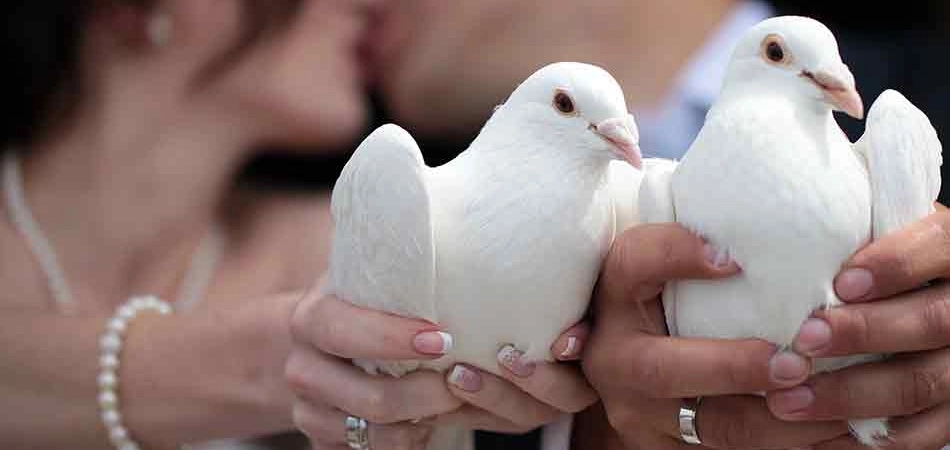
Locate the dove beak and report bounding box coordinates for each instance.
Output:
[802,64,864,119]
[592,116,642,169]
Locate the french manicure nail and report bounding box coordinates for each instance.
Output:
[835,268,873,301]
[413,331,453,355]
[560,336,580,359]
[703,243,732,268]
[771,386,815,415]
[447,365,481,392]
[794,318,832,356]
[498,345,535,377]
[769,351,809,383]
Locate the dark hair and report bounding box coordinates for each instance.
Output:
[1,0,302,148]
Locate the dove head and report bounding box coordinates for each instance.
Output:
[723,16,864,119]
[491,62,641,169]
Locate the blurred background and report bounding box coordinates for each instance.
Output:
[240,0,950,204]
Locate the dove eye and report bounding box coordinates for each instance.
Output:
[762,35,789,65]
[767,42,784,62]
[553,91,577,115]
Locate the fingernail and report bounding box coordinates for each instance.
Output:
[703,243,732,268]
[771,386,815,415]
[769,351,810,383]
[413,331,453,355]
[794,318,832,356]
[447,365,481,392]
[835,268,873,301]
[498,345,535,377]
[560,336,580,359]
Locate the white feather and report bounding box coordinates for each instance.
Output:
[326,62,641,381]
[638,157,680,334]
[642,16,943,447]
[855,89,943,239]
[607,160,645,232]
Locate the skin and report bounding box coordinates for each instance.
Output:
[0,0,592,448]
[287,292,596,449]
[1,0,365,447]
[369,0,737,139]
[768,204,950,450]
[580,224,850,449]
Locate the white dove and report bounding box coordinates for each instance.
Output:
[326,62,641,379]
[639,16,942,447]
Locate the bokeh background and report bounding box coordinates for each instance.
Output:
[243,0,950,205]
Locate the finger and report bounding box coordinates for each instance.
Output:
[285,346,463,424]
[618,332,811,397]
[309,444,349,450]
[445,364,562,428]
[606,395,847,450]
[292,400,432,450]
[794,283,950,357]
[290,293,452,360]
[495,345,597,413]
[815,403,950,450]
[425,404,535,434]
[835,210,950,303]
[658,436,719,450]
[768,348,950,422]
[598,223,741,306]
[620,427,719,450]
[308,443,349,450]
[551,322,590,361]
[694,396,847,450]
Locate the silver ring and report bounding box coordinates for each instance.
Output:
[679,397,702,445]
[344,415,370,450]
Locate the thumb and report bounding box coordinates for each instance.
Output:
[835,209,950,302]
[597,223,741,307]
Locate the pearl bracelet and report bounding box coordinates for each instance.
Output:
[98,296,173,450]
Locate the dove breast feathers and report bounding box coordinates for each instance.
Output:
[327,120,620,376]
[669,95,871,346]
[422,135,617,371]
[327,61,641,379]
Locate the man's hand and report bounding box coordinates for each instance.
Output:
[584,223,848,449]
[769,207,950,449]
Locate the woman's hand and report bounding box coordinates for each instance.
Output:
[768,208,950,450]
[287,292,598,449]
[583,224,850,449]
[287,292,459,449]
[432,321,597,434]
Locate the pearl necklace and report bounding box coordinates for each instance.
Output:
[1,150,224,313]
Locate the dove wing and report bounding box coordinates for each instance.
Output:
[326,124,437,323]
[606,160,644,233]
[637,158,680,335]
[638,158,679,224]
[855,90,943,240]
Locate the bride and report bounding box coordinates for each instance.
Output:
[0,1,592,449]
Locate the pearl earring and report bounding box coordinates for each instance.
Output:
[146,10,173,47]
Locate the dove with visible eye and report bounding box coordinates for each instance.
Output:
[327,62,642,379]
[640,16,942,447]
